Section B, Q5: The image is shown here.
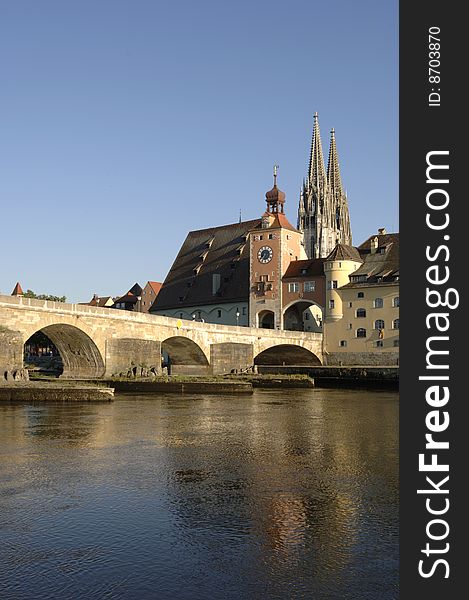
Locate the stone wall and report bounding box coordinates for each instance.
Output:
[105,338,162,376]
[325,351,399,366]
[0,327,23,373]
[210,343,253,375]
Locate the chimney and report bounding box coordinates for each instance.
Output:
[370,236,379,254]
[378,227,387,235]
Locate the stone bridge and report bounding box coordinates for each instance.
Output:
[0,295,323,378]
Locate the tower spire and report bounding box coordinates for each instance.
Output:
[308,112,327,191]
[327,128,343,198]
[298,114,352,258]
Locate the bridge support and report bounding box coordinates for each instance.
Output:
[105,339,162,377]
[0,328,23,376]
[210,343,254,375]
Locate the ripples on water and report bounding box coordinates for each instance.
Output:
[0,389,398,599]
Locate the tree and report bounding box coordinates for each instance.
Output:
[23,290,67,303]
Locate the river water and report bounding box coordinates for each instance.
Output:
[0,389,398,600]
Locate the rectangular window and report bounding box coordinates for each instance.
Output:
[268,233,274,239]
[327,280,338,290]
[329,299,335,309]
[394,339,400,347]
[357,292,364,298]
[242,307,246,315]
[217,309,222,318]
[376,340,384,347]
[339,340,347,347]
[288,282,299,293]
[349,302,352,308]
[303,281,315,292]
[212,273,221,295]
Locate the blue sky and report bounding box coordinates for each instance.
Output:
[0,0,398,302]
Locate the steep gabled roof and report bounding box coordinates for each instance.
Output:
[87,295,114,307]
[341,233,399,287]
[11,282,24,296]
[146,281,162,296]
[127,283,142,297]
[113,293,139,305]
[283,259,326,279]
[151,219,261,310]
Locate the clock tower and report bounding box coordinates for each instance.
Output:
[248,168,307,329]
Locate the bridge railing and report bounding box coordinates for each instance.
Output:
[0,294,322,340]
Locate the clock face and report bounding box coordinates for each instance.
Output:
[258,245,273,264]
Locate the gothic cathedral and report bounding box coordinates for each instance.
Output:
[297,113,352,258]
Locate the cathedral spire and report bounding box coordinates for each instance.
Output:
[327,128,344,200]
[308,112,327,191]
[298,114,352,258]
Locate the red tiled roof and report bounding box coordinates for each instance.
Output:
[146,281,162,295]
[11,282,23,296]
[283,259,326,278]
[269,212,298,232]
[88,295,113,307]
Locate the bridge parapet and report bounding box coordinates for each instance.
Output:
[0,294,323,378]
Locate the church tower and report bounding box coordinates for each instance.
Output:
[298,113,352,258]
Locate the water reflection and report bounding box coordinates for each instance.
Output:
[0,389,398,599]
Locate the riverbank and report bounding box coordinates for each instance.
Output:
[257,366,399,389]
[104,378,254,394]
[0,382,114,402]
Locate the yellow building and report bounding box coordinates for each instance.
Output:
[323,230,399,366]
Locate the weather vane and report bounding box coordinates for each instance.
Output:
[273,164,279,184]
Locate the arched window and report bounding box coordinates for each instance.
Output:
[374,298,383,308]
[375,319,385,330]
[356,308,366,318]
[393,319,400,330]
[393,297,400,307]
[357,328,367,338]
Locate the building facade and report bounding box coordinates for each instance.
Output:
[323,230,399,365]
[138,281,162,313]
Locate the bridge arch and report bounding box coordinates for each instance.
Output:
[257,309,275,329]
[162,336,210,375]
[24,324,105,379]
[282,300,323,332]
[254,344,322,367]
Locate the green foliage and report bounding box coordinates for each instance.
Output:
[23,290,66,302]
